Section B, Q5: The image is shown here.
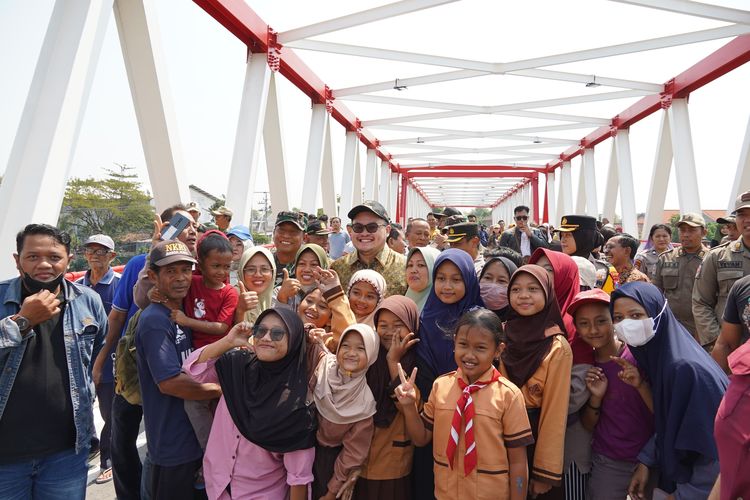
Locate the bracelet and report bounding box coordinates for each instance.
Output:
[587,402,601,411]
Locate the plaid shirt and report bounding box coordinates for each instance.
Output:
[331,245,407,297]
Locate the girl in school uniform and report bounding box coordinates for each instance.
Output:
[396,308,534,500]
[500,265,573,499]
[355,296,421,500]
[312,324,380,500]
[414,249,484,499]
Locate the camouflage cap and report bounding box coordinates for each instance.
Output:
[275,211,307,231]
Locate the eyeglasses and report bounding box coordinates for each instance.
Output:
[84,248,111,256]
[252,324,287,341]
[243,266,273,276]
[514,216,528,221]
[352,223,386,234]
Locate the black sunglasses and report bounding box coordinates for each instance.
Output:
[352,222,386,234]
[252,325,287,341]
[515,216,528,221]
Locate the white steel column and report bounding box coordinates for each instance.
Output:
[339,131,358,219]
[615,129,638,236]
[643,110,673,240]
[263,72,290,212]
[353,146,363,205]
[667,98,702,215]
[729,114,750,211]
[0,0,112,276]
[225,52,271,226]
[582,148,598,218]
[364,149,378,199]
[320,121,337,217]
[115,0,189,209]
[390,173,399,219]
[576,161,586,214]
[546,171,557,225]
[301,104,329,214]
[560,161,574,216]
[379,161,390,207]
[603,141,619,223]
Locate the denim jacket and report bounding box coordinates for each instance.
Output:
[0,277,108,455]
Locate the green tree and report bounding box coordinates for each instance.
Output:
[59,164,154,247]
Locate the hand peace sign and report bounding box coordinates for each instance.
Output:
[394,363,418,405]
[611,356,644,389]
[313,266,340,293]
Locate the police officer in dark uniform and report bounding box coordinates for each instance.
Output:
[556,215,616,293]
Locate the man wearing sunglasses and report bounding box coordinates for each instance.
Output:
[331,201,407,297]
[498,205,548,261]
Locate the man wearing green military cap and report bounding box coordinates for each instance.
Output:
[272,211,307,287]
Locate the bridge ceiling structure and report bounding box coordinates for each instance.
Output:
[193,0,750,224]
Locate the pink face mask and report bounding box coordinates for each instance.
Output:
[480,282,508,310]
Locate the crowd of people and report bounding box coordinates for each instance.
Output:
[1,190,750,500]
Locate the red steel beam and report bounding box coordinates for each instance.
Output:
[398,164,548,173]
[531,173,540,224]
[194,0,396,169]
[548,34,750,171]
[405,171,537,179]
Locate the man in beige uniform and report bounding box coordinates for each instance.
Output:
[654,213,707,341]
[693,191,750,349]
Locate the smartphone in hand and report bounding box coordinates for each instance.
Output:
[161,212,191,241]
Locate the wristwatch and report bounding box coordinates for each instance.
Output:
[10,315,30,332]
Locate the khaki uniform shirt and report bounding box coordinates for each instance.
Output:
[692,238,750,346]
[653,246,707,341]
[331,246,407,298]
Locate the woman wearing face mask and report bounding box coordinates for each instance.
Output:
[478,256,517,320]
[611,283,728,500]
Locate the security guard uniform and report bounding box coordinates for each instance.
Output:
[654,245,707,341]
[692,237,750,347]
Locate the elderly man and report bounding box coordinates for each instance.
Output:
[603,233,650,285]
[332,201,407,297]
[0,224,108,498]
[405,217,431,248]
[76,234,121,484]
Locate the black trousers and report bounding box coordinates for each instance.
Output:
[96,381,115,469]
[150,459,206,500]
[111,393,143,500]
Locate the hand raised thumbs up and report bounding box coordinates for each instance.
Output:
[236,279,259,314]
[278,267,301,303]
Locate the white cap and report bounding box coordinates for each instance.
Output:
[84,234,115,251]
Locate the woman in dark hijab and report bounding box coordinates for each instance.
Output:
[610,283,727,499]
[183,307,317,500]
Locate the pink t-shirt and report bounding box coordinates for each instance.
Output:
[184,275,238,349]
[183,348,314,499]
[592,347,654,462]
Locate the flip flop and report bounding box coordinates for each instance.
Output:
[95,467,113,484]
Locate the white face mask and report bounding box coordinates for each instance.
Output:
[614,300,668,347]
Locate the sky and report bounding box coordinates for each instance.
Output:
[1,0,749,218]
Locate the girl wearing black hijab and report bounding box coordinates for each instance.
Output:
[183,308,317,500]
[610,283,727,499]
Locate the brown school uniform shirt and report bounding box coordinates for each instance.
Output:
[500,335,572,486]
[361,379,421,481]
[420,368,534,500]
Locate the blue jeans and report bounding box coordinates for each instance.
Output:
[0,447,89,500]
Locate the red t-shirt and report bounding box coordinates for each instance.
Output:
[184,275,238,349]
